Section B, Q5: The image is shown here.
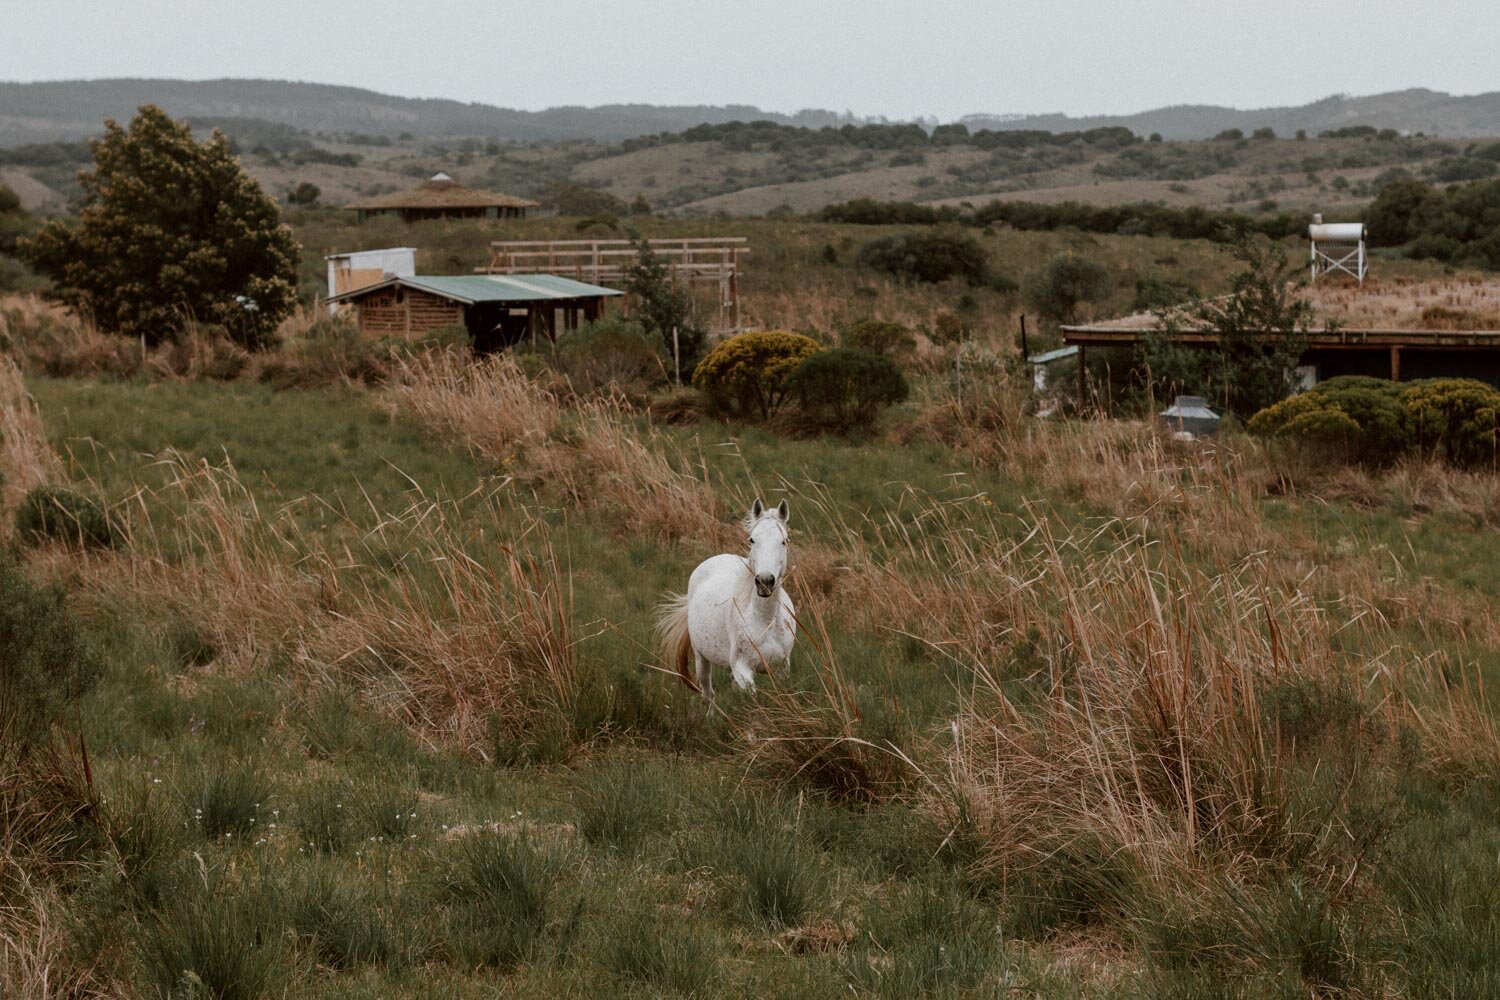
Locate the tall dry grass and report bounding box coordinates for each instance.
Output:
[0,356,61,512]
[387,351,728,545]
[0,889,104,998]
[45,455,578,757]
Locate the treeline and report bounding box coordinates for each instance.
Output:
[620,120,1141,154]
[1368,176,1500,267]
[819,197,1310,241]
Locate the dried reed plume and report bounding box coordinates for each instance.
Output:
[0,356,61,512]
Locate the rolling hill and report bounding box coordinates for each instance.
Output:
[0,78,858,147]
[6,79,1500,151]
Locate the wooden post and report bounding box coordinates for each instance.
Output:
[1390,345,1402,382]
[1019,315,1029,358]
[673,326,681,384]
[1077,345,1087,410]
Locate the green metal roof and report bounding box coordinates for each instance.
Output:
[330,273,624,305]
[1027,345,1080,365]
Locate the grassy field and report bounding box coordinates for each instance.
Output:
[4,330,1500,997]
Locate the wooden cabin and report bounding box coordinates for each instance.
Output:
[327,274,623,351]
[345,173,539,224]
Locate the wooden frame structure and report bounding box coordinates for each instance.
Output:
[478,237,749,330]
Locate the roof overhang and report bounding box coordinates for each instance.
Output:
[1061,325,1500,349]
[327,274,625,306]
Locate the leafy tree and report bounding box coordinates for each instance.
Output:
[1023,253,1112,325]
[856,229,988,285]
[544,181,627,216]
[786,348,909,432]
[21,105,299,348]
[1367,177,1434,246]
[286,181,321,206]
[621,235,705,379]
[1138,231,1311,417]
[0,183,19,214]
[693,331,821,420]
[629,193,652,215]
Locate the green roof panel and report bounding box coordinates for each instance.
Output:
[331,273,624,305]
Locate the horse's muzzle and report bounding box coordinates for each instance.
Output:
[754,574,776,598]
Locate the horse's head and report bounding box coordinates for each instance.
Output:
[745,497,789,598]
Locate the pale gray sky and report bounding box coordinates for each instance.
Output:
[7,0,1498,120]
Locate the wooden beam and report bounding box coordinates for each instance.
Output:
[1390,345,1402,382]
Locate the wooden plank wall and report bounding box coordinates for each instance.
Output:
[357,288,463,339]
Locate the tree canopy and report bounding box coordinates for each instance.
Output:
[22,104,300,348]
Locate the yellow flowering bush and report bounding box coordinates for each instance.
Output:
[1248,375,1500,467]
[1400,378,1500,468]
[692,330,821,420]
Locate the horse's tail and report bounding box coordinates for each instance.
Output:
[655,592,697,692]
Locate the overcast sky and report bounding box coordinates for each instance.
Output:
[7,0,1499,120]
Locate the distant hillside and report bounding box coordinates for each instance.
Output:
[963,89,1500,140]
[7,80,1500,150]
[0,78,859,147]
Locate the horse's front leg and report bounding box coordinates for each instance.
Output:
[728,637,756,690]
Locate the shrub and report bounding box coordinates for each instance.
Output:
[693,330,821,420]
[856,229,989,285]
[20,105,299,349]
[1400,378,1500,468]
[1023,253,1113,325]
[842,318,915,359]
[0,555,102,744]
[15,485,119,549]
[786,348,909,433]
[622,237,705,376]
[1248,377,1412,465]
[554,317,666,395]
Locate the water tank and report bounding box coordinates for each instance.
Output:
[1159,396,1221,437]
[1309,222,1366,242]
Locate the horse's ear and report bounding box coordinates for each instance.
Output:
[750,497,764,520]
[776,499,789,523]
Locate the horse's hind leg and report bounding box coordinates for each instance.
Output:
[695,651,714,714]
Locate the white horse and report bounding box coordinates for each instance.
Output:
[657,498,797,708]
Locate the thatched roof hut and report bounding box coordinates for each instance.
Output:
[346,173,539,223]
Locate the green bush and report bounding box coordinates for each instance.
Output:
[693,330,821,420]
[1248,378,1412,465]
[786,348,909,433]
[842,318,915,359]
[1024,253,1113,324]
[554,317,667,395]
[0,555,102,744]
[856,229,989,285]
[1400,378,1500,468]
[15,484,119,549]
[1248,376,1500,468]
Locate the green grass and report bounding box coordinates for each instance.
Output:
[18,373,1500,997]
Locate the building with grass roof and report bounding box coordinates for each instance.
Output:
[346,173,539,223]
